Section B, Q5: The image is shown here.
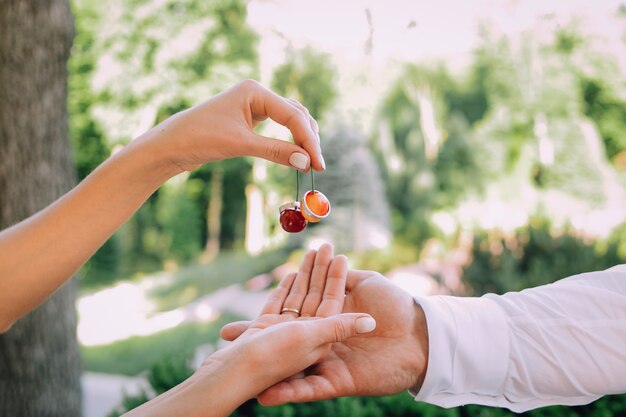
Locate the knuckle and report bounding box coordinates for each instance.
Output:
[333,320,349,342]
[323,292,343,302]
[284,111,308,129]
[239,78,261,92]
[267,295,281,304]
[265,143,283,162]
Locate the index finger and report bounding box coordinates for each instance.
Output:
[250,85,324,171]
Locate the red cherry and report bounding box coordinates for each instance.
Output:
[279,202,307,233]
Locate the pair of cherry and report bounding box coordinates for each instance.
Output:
[279,171,331,233]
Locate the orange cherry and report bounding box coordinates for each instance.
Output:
[300,190,331,223]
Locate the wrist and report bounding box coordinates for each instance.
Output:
[123,132,185,182]
[195,348,261,410]
[409,302,429,392]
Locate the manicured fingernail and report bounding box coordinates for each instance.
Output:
[320,155,326,170]
[356,317,376,334]
[289,152,309,170]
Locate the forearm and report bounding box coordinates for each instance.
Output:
[124,354,257,417]
[0,132,180,330]
[413,265,626,411]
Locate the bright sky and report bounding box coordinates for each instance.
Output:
[248,0,626,78]
[246,0,626,132]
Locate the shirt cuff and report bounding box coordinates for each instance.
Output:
[410,294,510,408]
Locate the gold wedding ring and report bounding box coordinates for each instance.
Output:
[280,307,301,315]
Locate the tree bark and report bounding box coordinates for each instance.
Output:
[0,1,81,416]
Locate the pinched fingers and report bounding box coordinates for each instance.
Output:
[245,81,324,171]
[287,98,320,143]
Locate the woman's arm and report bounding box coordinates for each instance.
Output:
[0,80,322,332]
[125,313,374,417]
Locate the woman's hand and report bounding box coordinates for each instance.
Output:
[140,79,324,173]
[0,80,324,332]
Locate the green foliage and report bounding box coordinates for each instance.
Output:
[580,77,626,162]
[79,235,122,290]
[148,355,194,395]
[271,46,338,121]
[81,314,239,376]
[312,126,391,252]
[537,120,605,203]
[188,158,252,250]
[349,241,421,275]
[463,218,626,295]
[68,0,111,180]
[107,356,195,416]
[149,248,290,311]
[374,65,485,246]
[107,391,150,417]
[156,179,204,262]
[70,0,260,288]
[232,393,456,417]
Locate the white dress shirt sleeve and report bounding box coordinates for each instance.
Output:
[411,265,626,412]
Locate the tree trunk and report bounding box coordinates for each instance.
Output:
[0,1,81,416]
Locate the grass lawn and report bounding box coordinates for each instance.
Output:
[149,247,290,311]
[81,312,241,376]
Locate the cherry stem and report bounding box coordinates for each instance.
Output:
[310,169,316,193]
[295,170,300,201]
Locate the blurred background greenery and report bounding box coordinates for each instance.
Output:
[67,0,626,415]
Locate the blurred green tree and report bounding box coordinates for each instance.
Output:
[271,46,338,121]
[314,126,391,253]
[71,0,260,283]
[580,77,626,165]
[373,64,484,245]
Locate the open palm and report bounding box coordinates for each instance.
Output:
[256,269,429,405]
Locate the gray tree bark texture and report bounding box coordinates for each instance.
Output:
[0,1,82,416]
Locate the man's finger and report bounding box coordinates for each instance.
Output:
[257,374,338,406]
[315,255,348,317]
[300,243,334,317]
[345,269,371,291]
[220,320,251,341]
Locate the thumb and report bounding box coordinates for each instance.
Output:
[309,313,376,345]
[246,133,312,172]
[220,320,251,341]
